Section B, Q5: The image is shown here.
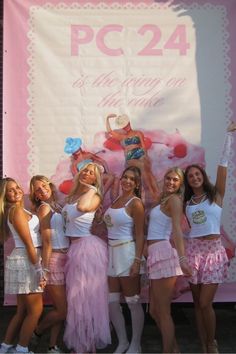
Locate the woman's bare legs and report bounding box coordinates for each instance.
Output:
[2,296,26,345]
[190,283,219,353]
[35,285,67,348]
[18,293,43,347]
[150,277,177,353]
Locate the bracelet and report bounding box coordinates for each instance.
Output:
[134,256,142,263]
[179,256,187,264]
[43,268,50,273]
[95,220,104,225]
[134,260,141,265]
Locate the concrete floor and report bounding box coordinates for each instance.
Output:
[0,303,236,353]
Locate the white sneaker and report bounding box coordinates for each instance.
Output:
[0,345,14,353]
[8,350,34,354]
[47,346,61,353]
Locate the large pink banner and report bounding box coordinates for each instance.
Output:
[3,0,236,303]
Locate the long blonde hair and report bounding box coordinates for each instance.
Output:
[163,167,185,197]
[67,162,103,203]
[0,178,24,243]
[29,175,58,210]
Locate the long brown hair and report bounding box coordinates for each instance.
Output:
[184,164,216,204]
[121,166,142,198]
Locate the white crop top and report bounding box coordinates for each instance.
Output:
[104,197,138,240]
[7,209,41,248]
[39,203,69,249]
[147,205,172,241]
[62,202,95,237]
[185,199,222,238]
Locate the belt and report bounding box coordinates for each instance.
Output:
[108,240,134,248]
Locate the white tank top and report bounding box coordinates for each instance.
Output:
[104,197,139,240]
[7,209,41,248]
[185,199,222,238]
[147,204,172,241]
[39,203,69,249]
[62,202,95,237]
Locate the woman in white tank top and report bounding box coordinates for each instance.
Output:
[29,175,69,353]
[104,166,145,354]
[183,122,236,354]
[62,162,111,353]
[147,167,192,354]
[0,177,45,354]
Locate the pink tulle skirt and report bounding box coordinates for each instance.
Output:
[185,237,229,284]
[147,240,183,279]
[63,236,111,353]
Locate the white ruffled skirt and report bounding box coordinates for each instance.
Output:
[5,248,43,294]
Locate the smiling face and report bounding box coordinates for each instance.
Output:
[79,164,97,186]
[33,179,52,202]
[120,169,138,194]
[5,181,24,204]
[163,171,182,195]
[186,166,204,191]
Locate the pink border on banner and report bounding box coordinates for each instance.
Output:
[3,0,236,303]
[3,0,236,188]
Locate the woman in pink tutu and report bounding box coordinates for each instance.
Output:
[0,178,45,354]
[184,122,236,353]
[29,175,69,353]
[104,166,145,354]
[147,167,192,353]
[62,162,111,353]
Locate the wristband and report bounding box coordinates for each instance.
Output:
[219,132,232,167]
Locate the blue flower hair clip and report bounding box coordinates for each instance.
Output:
[64,137,82,154]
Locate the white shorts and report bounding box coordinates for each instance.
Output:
[108,239,146,277]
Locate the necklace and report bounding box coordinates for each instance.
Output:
[190,193,207,205]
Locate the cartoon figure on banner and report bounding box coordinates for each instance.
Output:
[105,114,159,200]
[59,137,117,197]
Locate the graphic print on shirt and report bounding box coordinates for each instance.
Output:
[104,214,113,228]
[192,210,207,224]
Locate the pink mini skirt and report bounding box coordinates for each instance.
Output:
[185,237,229,284]
[147,240,183,279]
[47,251,68,285]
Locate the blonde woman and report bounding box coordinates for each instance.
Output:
[62,162,111,353]
[147,167,192,353]
[29,175,69,353]
[0,178,44,354]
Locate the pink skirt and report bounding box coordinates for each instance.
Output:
[185,237,229,284]
[147,240,183,279]
[47,252,67,285]
[64,236,111,352]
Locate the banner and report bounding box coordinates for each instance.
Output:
[3,0,236,303]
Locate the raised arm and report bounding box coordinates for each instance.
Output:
[106,114,125,141]
[77,187,101,212]
[129,199,145,277]
[215,121,236,200]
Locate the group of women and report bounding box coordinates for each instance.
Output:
[0,121,235,354]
